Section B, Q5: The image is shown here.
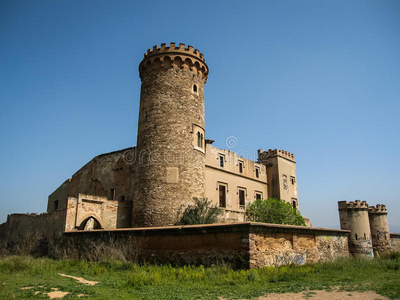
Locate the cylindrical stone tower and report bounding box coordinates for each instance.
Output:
[338,200,374,257]
[369,204,391,256]
[132,43,209,227]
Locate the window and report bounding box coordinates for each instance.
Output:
[238,161,243,173]
[120,195,125,201]
[239,189,245,208]
[255,192,262,200]
[193,84,197,93]
[219,185,226,208]
[110,188,115,200]
[292,199,297,210]
[197,132,203,148]
[290,176,295,185]
[219,155,224,167]
[255,167,260,178]
[54,200,59,210]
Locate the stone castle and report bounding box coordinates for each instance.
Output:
[46,42,299,230]
[1,43,399,267]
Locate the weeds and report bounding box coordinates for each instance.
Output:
[0,255,399,299]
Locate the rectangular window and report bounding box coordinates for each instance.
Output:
[255,167,260,178]
[120,195,125,201]
[54,200,59,210]
[238,161,243,173]
[219,185,226,208]
[219,155,224,167]
[290,176,295,185]
[255,192,262,200]
[239,189,245,208]
[292,198,297,210]
[110,188,115,200]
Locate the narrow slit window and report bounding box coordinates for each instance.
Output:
[219,155,224,167]
[255,167,260,178]
[193,84,197,92]
[197,132,202,147]
[54,200,59,210]
[110,188,115,200]
[238,161,243,173]
[219,185,226,208]
[239,189,245,207]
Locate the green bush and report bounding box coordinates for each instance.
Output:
[246,198,306,226]
[176,198,223,225]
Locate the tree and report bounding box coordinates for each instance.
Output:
[176,198,223,225]
[246,198,306,226]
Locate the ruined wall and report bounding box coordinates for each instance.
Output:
[48,179,70,212]
[47,148,135,213]
[390,233,400,253]
[248,225,349,268]
[65,194,132,231]
[3,210,67,243]
[63,222,349,269]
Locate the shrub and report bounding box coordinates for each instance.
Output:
[246,198,306,226]
[176,198,223,225]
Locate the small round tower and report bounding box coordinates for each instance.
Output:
[338,200,374,257]
[132,43,209,227]
[369,204,391,256]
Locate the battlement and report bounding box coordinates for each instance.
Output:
[144,43,205,61]
[139,42,209,82]
[258,148,295,162]
[338,200,369,210]
[369,204,387,214]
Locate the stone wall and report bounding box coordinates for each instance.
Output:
[248,224,349,268]
[390,233,400,253]
[63,222,350,269]
[2,210,67,243]
[48,148,135,213]
[65,194,132,230]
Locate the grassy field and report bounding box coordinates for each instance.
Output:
[0,254,399,299]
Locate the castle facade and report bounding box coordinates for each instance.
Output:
[47,43,299,230]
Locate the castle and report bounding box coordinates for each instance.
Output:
[46,42,299,230]
[1,43,399,267]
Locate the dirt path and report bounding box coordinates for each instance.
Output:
[253,290,389,300]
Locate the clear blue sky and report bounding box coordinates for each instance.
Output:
[1,0,399,230]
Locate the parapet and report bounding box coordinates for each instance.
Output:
[139,42,209,82]
[258,148,295,162]
[338,200,369,210]
[369,204,387,214]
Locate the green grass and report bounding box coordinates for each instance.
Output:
[0,255,399,299]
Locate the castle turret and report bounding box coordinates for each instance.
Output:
[258,149,298,209]
[369,204,391,256]
[132,43,209,227]
[338,200,374,257]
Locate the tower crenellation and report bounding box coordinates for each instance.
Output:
[139,42,209,83]
[369,204,387,213]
